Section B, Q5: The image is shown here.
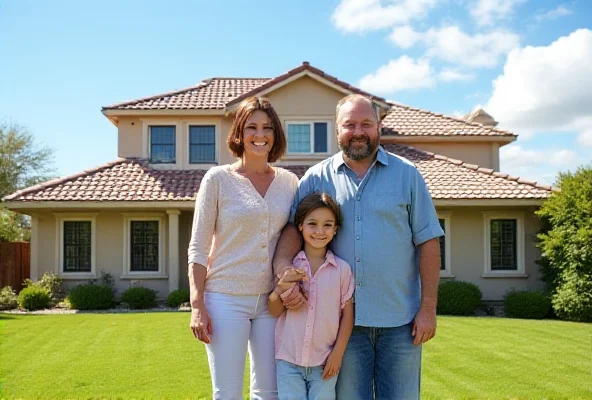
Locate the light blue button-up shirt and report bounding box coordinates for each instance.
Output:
[290,146,444,327]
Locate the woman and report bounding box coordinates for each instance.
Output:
[188,96,298,399]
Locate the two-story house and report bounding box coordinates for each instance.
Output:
[2,62,552,302]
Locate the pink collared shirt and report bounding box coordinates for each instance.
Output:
[275,250,354,367]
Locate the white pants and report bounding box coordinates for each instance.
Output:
[204,291,278,400]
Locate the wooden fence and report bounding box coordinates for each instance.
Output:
[0,242,30,292]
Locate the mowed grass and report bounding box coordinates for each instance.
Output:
[0,313,590,400]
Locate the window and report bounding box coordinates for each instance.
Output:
[63,221,92,272]
[437,212,452,277]
[122,215,165,277]
[55,214,96,277]
[150,126,176,164]
[286,121,328,154]
[438,219,446,271]
[490,219,517,270]
[130,221,159,272]
[189,125,216,163]
[483,212,525,276]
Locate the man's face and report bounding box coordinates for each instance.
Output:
[336,100,381,161]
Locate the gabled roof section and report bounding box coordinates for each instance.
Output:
[102,78,271,110]
[225,62,389,109]
[3,145,551,204]
[382,103,515,137]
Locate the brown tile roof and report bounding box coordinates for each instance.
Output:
[103,78,271,110]
[382,103,515,137]
[3,146,551,203]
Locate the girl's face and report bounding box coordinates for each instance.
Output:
[242,110,275,160]
[298,207,338,250]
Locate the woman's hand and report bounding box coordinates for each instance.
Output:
[190,304,212,344]
[276,268,307,294]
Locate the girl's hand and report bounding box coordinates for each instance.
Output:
[276,268,307,293]
[322,350,343,380]
[190,305,212,344]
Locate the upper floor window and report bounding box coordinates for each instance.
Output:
[189,125,216,164]
[286,121,328,154]
[150,126,176,164]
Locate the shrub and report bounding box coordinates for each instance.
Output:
[36,272,66,302]
[537,166,592,322]
[18,286,51,311]
[121,286,157,309]
[437,281,482,316]
[551,271,592,322]
[0,286,18,310]
[167,289,190,308]
[504,290,551,319]
[67,284,114,310]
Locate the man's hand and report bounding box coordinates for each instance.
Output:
[190,305,212,344]
[412,306,436,345]
[322,350,343,380]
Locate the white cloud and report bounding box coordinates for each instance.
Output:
[469,0,525,26]
[438,68,476,82]
[388,25,421,48]
[535,5,573,21]
[331,0,438,33]
[486,29,592,146]
[359,56,435,94]
[500,144,581,185]
[388,25,519,68]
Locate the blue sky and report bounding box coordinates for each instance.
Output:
[1,0,590,185]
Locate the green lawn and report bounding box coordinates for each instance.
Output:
[0,313,590,400]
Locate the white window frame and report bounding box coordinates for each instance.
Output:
[121,213,167,279]
[437,212,453,278]
[141,120,182,169]
[482,212,526,278]
[284,120,331,156]
[182,120,222,169]
[54,213,97,279]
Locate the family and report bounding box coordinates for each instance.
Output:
[187,94,444,400]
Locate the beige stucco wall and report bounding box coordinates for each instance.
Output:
[117,116,144,158]
[437,205,544,301]
[399,141,499,170]
[32,209,176,300]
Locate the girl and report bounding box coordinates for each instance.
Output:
[268,193,354,400]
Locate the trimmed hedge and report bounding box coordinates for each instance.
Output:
[167,289,189,308]
[67,284,114,310]
[0,286,18,310]
[437,281,482,316]
[504,290,550,319]
[121,287,157,309]
[18,286,51,311]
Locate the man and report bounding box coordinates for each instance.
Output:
[273,94,444,399]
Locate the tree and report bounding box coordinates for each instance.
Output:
[536,165,592,322]
[0,122,55,242]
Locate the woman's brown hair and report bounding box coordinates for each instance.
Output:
[294,192,342,229]
[226,97,287,162]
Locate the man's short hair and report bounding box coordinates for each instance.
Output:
[335,94,381,123]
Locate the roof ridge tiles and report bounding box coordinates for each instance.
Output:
[386,101,516,136]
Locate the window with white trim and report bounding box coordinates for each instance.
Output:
[286,121,328,154]
[150,125,176,164]
[123,215,165,276]
[483,212,525,275]
[55,214,96,277]
[437,212,452,276]
[189,125,216,164]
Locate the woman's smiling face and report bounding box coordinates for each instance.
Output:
[242,110,275,160]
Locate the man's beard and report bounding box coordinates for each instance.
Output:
[338,135,379,161]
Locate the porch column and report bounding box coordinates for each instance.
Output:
[166,210,181,293]
[30,215,39,281]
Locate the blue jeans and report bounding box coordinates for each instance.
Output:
[277,360,337,400]
[336,323,422,400]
